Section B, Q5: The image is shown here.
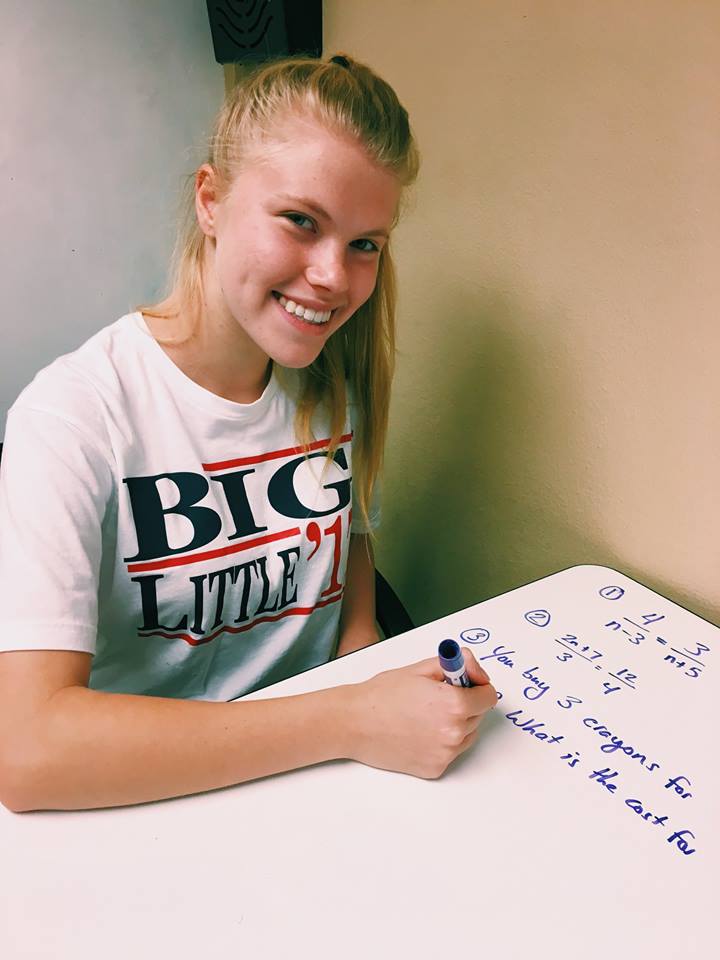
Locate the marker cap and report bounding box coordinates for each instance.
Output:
[438,638,464,672]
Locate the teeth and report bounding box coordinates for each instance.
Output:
[277,294,332,325]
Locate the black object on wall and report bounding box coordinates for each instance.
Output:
[206,0,322,64]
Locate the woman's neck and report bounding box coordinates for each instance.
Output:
[142,296,272,405]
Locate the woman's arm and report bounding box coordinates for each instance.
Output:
[0,645,498,813]
[0,648,354,812]
[0,535,377,811]
[336,533,379,657]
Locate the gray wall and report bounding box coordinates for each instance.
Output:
[0,0,224,428]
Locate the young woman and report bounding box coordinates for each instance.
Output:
[0,54,496,811]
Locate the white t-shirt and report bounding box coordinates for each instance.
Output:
[0,313,378,700]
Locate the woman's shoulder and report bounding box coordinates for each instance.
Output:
[11,313,142,414]
[7,313,146,451]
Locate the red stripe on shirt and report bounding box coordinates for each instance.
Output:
[137,589,344,646]
[126,527,300,573]
[202,432,353,471]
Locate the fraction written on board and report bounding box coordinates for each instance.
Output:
[439,565,717,861]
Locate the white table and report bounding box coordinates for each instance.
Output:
[2,565,717,959]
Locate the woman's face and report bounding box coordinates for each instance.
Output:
[197,114,401,369]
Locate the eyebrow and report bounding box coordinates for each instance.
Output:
[276,194,390,239]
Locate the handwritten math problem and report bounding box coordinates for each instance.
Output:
[447,566,718,862]
[234,563,718,956]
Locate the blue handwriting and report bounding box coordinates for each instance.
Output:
[521,665,550,701]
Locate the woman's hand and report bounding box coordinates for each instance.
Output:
[345,647,497,779]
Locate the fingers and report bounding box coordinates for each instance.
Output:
[462,647,490,685]
[407,648,490,685]
[466,681,499,719]
[410,655,451,680]
[457,728,479,755]
[362,653,496,779]
[458,689,498,748]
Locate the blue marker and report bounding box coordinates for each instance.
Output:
[438,639,472,687]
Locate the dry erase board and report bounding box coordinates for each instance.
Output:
[239,564,718,957]
[440,565,715,862]
[3,565,716,959]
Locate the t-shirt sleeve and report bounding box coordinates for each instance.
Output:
[0,404,113,654]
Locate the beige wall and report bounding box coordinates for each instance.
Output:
[324,0,719,626]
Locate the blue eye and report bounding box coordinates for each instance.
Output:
[283,212,379,253]
[351,238,380,253]
[284,212,315,230]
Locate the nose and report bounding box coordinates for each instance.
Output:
[304,241,349,297]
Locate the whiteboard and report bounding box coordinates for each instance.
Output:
[2,564,716,959]
[242,563,717,957]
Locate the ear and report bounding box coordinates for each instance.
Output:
[195,164,221,238]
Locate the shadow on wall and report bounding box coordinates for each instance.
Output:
[378,283,620,627]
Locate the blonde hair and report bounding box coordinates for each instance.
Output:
[141,54,419,529]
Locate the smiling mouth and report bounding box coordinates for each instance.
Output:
[272,291,335,325]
